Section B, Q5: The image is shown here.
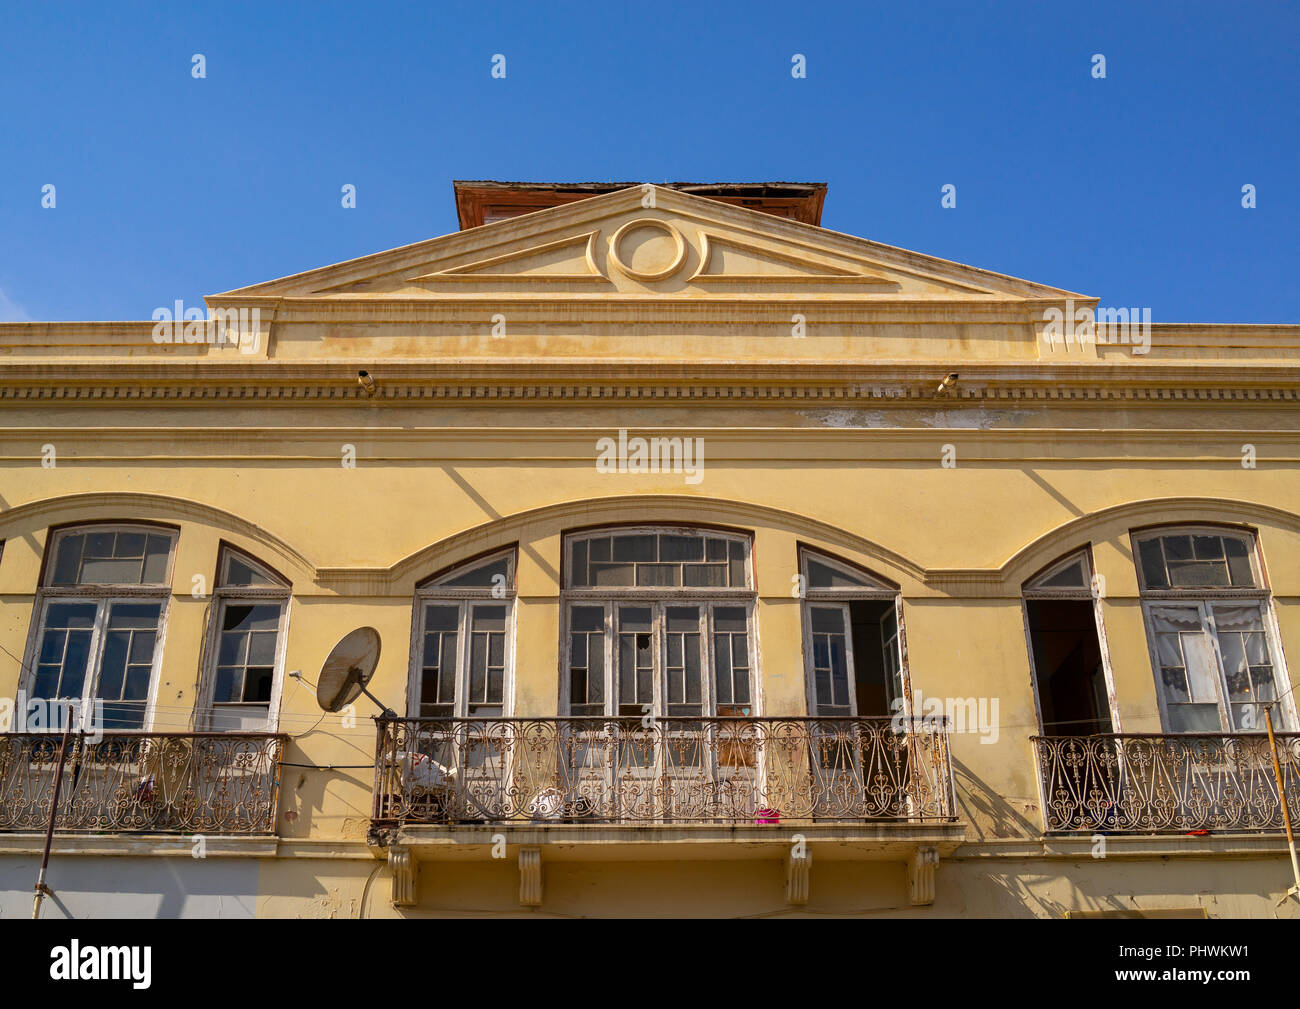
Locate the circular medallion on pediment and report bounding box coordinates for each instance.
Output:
[608,219,687,281]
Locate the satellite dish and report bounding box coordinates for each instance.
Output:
[315,627,394,717]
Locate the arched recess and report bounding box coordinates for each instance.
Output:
[991,497,1300,595]
[316,494,929,598]
[0,492,317,590]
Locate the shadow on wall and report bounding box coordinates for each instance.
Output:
[1,856,259,919]
[951,754,1042,841]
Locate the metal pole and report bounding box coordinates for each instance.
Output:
[32,722,74,919]
[1264,705,1300,901]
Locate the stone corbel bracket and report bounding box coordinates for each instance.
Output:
[786,848,812,905]
[909,846,940,905]
[390,846,416,906]
[519,846,543,907]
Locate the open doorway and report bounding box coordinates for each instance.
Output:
[1023,551,1114,736]
[802,550,906,718]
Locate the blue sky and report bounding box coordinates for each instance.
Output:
[1,0,1296,322]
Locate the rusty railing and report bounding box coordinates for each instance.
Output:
[373,716,955,825]
[0,732,286,835]
[1031,732,1300,834]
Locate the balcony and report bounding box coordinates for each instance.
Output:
[373,716,956,826]
[1031,732,1300,834]
[0,732,286,835]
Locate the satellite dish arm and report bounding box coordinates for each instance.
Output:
[361,685,398,720]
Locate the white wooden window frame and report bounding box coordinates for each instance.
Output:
[197,547,292,732]
[23,524,177,732]
[560,597,759,719]
[560,527,759,718]
[1132,527,1296,733]
[406,549,518,719]
[797,549,910,720]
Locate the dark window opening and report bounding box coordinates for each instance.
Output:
[849,599,901,718]
[1027,599,1112,735]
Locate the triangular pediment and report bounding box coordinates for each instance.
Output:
[212,186,1085,303]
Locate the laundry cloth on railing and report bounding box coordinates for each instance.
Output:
[397,751,457,791]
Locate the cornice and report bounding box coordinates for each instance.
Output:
[1,375,1299,405]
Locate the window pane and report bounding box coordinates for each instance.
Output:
[56,529,175,586]
[665,606,701,714]
[420,604,459,713]
[128,630,156,664]
[1181,633,1218,702]
[51,535,84,585]
[47,602,97,630]
[571,606,604,632]
[714,606,747,633]
[571,540,589,587]
[811,607,845,634]
[807,558,872,589]
[1040,559,1087,588]
[592,563,633,586]
[811,605,850,714]
[636,563,679,587]
[116,532,146,558]
[1138,538,1168,589]
[148,533,176,581]
[728,540,746,587]
[568,605,606,714]
[1168,703,1222,732]
[441,556,509,588]
[469,635,487,700]
[1164,536,1193,563]
[214,667,242,703]
[613,535,656,563]
[1160,666,1190,703]
[1212,603,1264,633]
[222,553,276,587]
[97,635,128,700]
[109,603,162,630]
[34,602,98,701]
[660,535,703,562]
[618,606,653,711]
[123,665,152,700]
[682,563,727,587]
[247,631,277,665]
[1192,535,1224,560]
[472,605,506,632]
[218,631,247,666]
[425,604,459,632]
[1224,537,1255,587]
[80,558,143,584]
[712,605,752,713]
[85,531,114,558]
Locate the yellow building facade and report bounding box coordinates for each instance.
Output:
[2,182,1298,918]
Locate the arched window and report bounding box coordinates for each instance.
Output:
[562,527,755,717]
[409,549,516,718]
[1133,527,1292,732]
[798,548,906,718]
[1022,549,1114,735]
[201,546,291,731]
[27,524,177,730]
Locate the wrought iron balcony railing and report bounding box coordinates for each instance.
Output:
[0,732,286,835]
[373,716,955,826]
[1031,732,1300,834]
